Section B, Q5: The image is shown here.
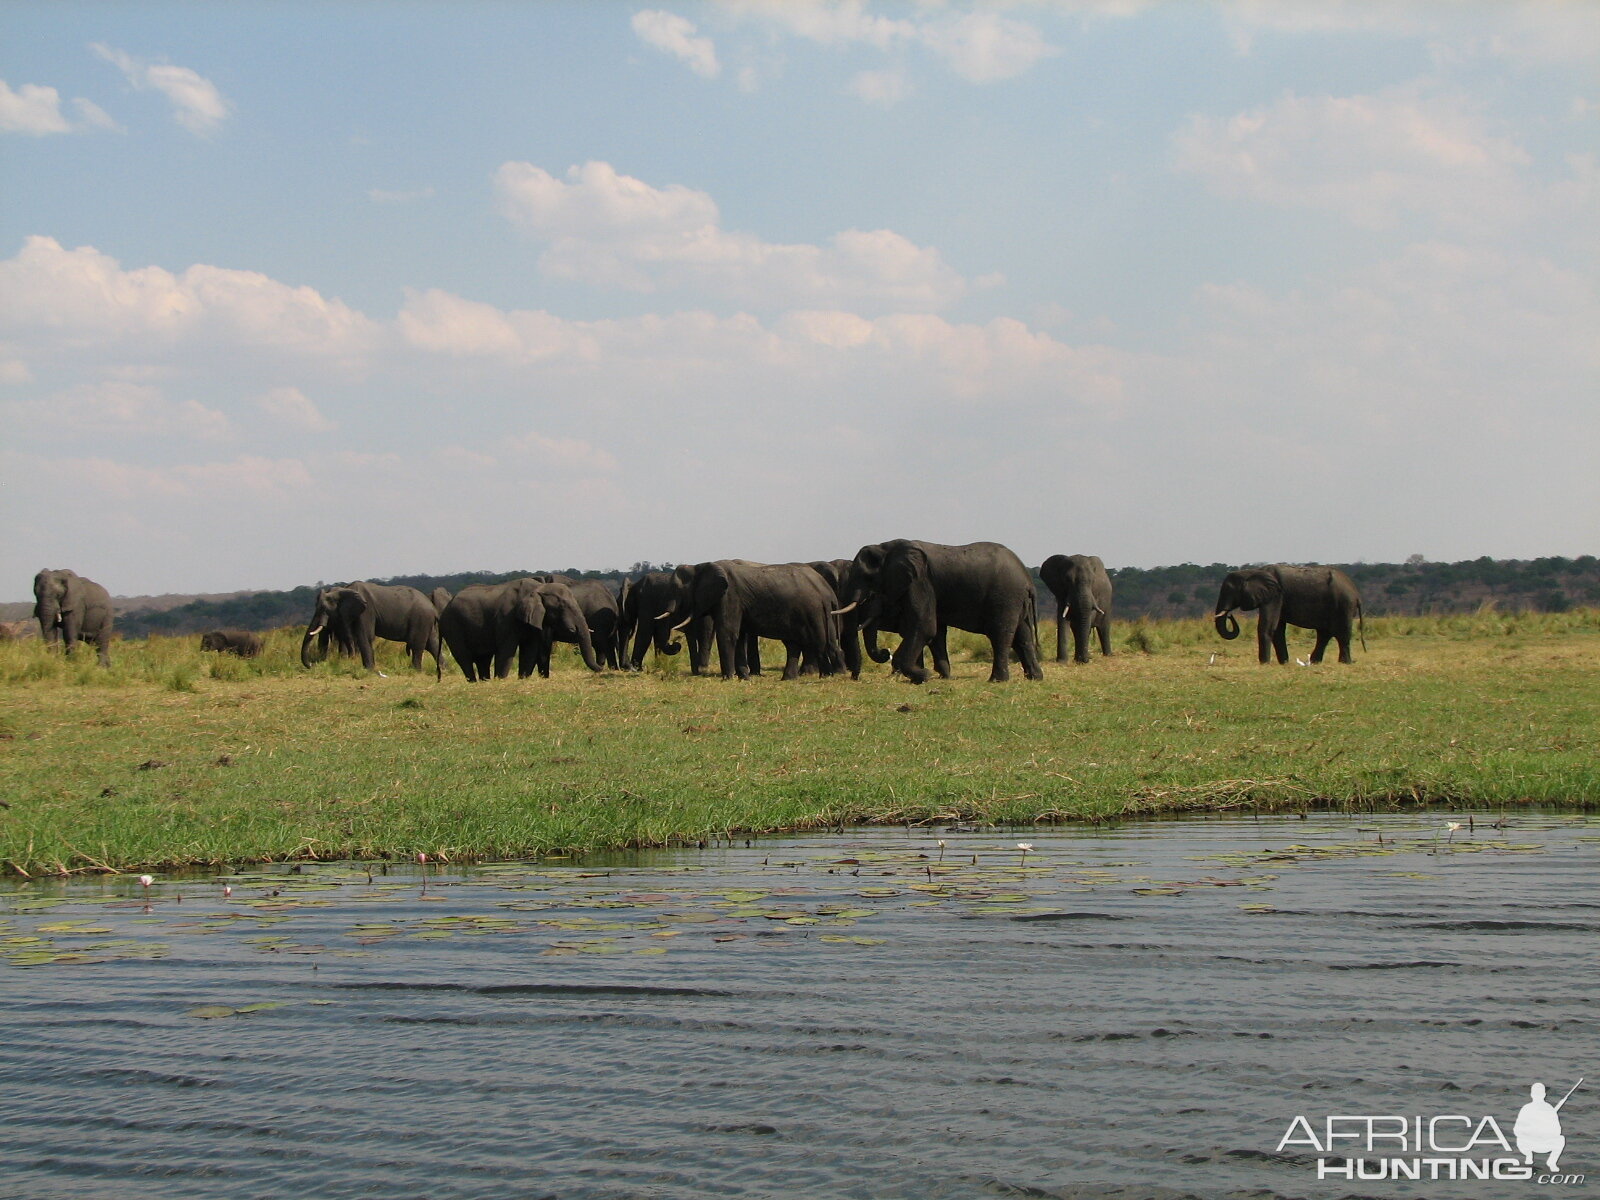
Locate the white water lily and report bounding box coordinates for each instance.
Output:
[138,874,153,888]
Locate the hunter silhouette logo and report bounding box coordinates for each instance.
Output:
[1516,1078,1582,1172]
[1277,1077,1586,1184]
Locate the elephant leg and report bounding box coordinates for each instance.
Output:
[1309,631,1331,663]
[984,620,1013,682]
[781,642,803,681]
[1097,616,1113,657]
[714,617,740,679]
[1271,625,1290,664]
[843,625,862,680]
[1055,609,1070,663]
[931,627,952,679]
[891,629,932,684]
[1014,620,1045,680]
[1255,619,1274,664]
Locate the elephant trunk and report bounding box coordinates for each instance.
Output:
[1215,612,1241,640]
[863,620,891,664]
[36,601,62,645]
[300,625,326,667]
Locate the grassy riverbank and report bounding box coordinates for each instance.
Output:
[2,610,1597,876]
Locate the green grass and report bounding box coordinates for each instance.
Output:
[1,612,1597,875]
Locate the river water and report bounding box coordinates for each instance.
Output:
[1,813,1594,1200]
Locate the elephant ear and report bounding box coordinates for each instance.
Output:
[693,563,731,610]
[336,588,369,619]
[853,544,886,579]
[879,543,928,601]
[1241,571,1280,608]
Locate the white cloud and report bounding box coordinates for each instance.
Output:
[725,0,915,50]
[504,431,620,475]
[1219,0,1600,65]
[397,288,599,363]
[494,160,966,311]
[0,79,117,135]
[6,380,232,440]
[1171,87,1533,230]
[0,236,380,364]
[709,2,1057,92]
[920,11,1060,83]
[846,67,912,106]
[632,10,721,79]
[91,43,231,134]
[256,386,336,433]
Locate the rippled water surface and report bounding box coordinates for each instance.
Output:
[2,813,1595,1200]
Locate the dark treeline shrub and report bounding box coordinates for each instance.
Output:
[112,556,1597,639]
[1031,555,1599,622]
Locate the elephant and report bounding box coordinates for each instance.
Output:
[616,578,636,667]
[673,560,843,680]
[430,588,452,614]
[840,540,1043,684]
[539,575,623,669]
[200,630,263,658]
[1214,565,1365,664]
[439,578,601,681]
[300,582,443,677]
[1039,554,1113,664]
[624,569,712,674]
[808,559,864,679]
[33,569,114,667]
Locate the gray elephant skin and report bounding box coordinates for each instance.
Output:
[843,540,1043,683]
[200,630,262,658]
[33,569,114,667]
[539,575,624,669]
[809,558,863,679]
[624,569,711,673]
[439,578,601,680]
[1039,554,1113,664]
[675,560,842,680]
[1214,565,1365,664]
[300,582,443,677]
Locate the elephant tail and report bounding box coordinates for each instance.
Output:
[1357,599,1367,653]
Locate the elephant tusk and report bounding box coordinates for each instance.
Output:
[655,609,676,621]
[307,624,325,636]
[671,617,692,634]
[830,601,859,616]
[1213,611,1230,619]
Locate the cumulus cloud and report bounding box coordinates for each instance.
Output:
[1171,87,1534,230]
[256,386,336,432]
[846,67,912,106]
[0,79,117,134]
[705,2,1058,92]
[6,380,232,440]
[920,11,1060,83]
[91,43,231,134]
[632,10,721,78]
[494,160,966,311]
[0,236,380,365]
[1219,0,1600,65]
[504,431,620,475]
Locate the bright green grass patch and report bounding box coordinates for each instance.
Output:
[1,613,1597,875]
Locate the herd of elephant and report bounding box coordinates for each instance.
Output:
[29,548,1366,682]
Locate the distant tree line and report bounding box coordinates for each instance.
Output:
[113,555,1600,639]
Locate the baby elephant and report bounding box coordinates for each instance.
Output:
[200,630,263,658]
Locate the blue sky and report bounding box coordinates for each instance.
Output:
[2,1,1596,598]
